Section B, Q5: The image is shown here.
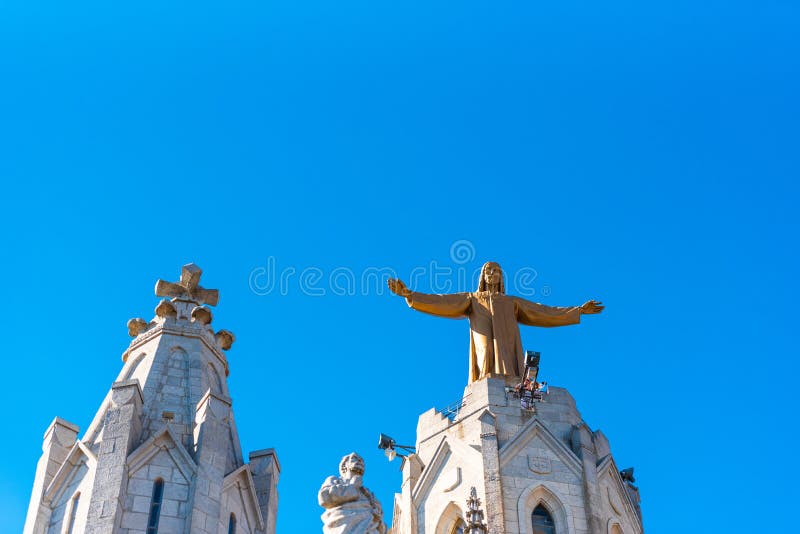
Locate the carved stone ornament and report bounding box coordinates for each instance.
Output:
[191,305,213,325]
[127,318,148,337]
[110,381,143,407]
[215,330,235,351]
[318,453,386,534]
[464,486,487,534]
[528,455,552,474]
[155,299,177,318]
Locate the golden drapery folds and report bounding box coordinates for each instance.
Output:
[406,291,581,383]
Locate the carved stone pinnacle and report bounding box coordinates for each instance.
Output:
[191,305,213,325]
[127,318,148,337]
[215,330,235,351]
[155,299,177,318]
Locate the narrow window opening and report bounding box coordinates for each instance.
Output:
[228,512,237,534]
[532,504,556,534]
[146,478,164,534]
[65,492,80,534]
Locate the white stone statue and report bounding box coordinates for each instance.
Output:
[318,453,386,534]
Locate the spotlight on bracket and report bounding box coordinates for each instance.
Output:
[525,350,541,369]
[377,433,415,462]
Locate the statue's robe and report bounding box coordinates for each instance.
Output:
[319,477,385,534]
[406,291,582,383]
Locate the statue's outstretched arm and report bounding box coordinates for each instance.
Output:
[407,291,471,318]
[388,278,471,319]
[514,297,583,327]
[580,300,604,314]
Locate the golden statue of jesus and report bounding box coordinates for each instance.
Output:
[388,261,603,383]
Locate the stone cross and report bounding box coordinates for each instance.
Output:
[154,263,219,306]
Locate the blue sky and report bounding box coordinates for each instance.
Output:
[1,1,798,532]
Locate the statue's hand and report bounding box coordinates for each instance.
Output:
[580,300,604,314]
[387,278,412,298]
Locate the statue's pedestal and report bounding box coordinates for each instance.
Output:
[391,377,643,534]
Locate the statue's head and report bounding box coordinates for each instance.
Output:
[478,261,505,293]
[339,452,365,478]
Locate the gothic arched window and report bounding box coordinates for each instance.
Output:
[65,492,80,534]
[121,353,146,382]
[146,478,164,533]
[532,504,556,534]
[449,518,466,534]
[228,513,237,534]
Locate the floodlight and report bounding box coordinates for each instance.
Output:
[525,351,541,368]
[377,433,396,451]
[377,433,415,462]
[620,467,636,483]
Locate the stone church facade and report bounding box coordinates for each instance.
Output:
[23,265,279,534]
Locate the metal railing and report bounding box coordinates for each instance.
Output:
[437,394,470,422]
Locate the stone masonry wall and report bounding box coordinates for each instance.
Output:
[394,377,642,534]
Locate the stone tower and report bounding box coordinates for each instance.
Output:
[24,264,280,534]
[390,377,643,534]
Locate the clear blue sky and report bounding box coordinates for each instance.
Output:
[1,1,798,532]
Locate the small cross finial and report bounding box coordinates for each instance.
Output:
[154,263,219,306]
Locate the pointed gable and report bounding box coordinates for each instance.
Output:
[222,464,265,532]
[597,456,644,534]
[498,416,582,479]
[412,435,482,504]
[42,442,97,506]
[127,426,197,482]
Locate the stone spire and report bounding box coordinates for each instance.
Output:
[24,264,279,534]
[463,487,487,534]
